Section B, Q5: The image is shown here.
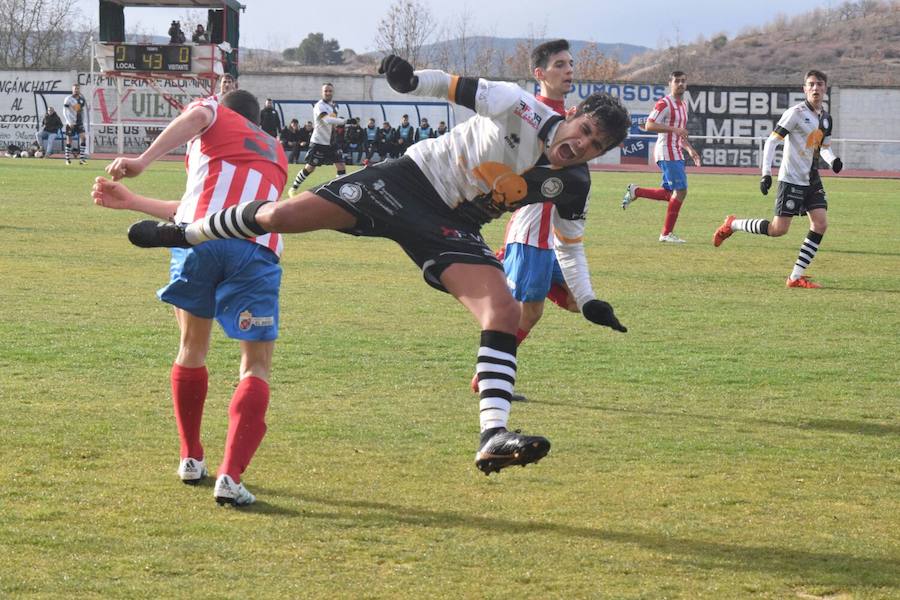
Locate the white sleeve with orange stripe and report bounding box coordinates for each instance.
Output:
[412,70,522,117]
[551,211,595,310]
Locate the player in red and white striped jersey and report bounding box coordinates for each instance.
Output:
[478,39,585,400]
[622,71,701,243]
[91,90,287,506]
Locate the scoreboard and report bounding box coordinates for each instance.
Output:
[113,44,192,72]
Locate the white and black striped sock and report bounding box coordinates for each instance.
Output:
[64,143,72,161]
[291,168,309,188]
[475,330,517,434]
[731,218,770,235]
[184,200,269,245]
[79,141,87,158]
[790,230,823,280]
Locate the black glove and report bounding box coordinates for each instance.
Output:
[582,299,627,333]
[759,175,772,195]
[832,157,843,174]
[378,55,418,93]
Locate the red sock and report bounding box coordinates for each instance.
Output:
[171,364,208,460]
[219,376,269,483]
[662,198,683,235]
[635,186,671,201]
[515,328,530,346]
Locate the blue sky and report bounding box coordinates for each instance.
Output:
[76,0,834,53]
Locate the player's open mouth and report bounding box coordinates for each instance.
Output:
[558,143,575,160]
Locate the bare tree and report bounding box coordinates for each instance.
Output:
[575,43,619,81]
[374,0,435,67]
[0,0,91,69]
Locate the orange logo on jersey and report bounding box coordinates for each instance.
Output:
[806,129,824,150]
[472,162,527,205]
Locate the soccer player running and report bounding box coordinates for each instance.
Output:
[63,83,89,165]
[124,55,631,475]
[713,69,842,288]
[288,82,348,195]
[622,71,701,243]
[470,39,584,402]
[92,90,288,506]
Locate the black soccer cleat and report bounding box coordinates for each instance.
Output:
[128,220,192,248]
[475,429,550,475]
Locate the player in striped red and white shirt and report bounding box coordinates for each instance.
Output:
[91,90,287,506]
[622,71,701,243]
[478,39,585,400]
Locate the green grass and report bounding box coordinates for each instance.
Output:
[1,158,898,599]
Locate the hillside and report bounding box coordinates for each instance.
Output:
[617,1,900,86]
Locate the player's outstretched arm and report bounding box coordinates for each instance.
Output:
[92,177,179,220]
[106,105,213,181]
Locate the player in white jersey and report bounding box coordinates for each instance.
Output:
[91,90,288,506]
[621,71,701,243]
[62,83,88,165]
[475,39,581,401]
[288,82,349,195]
[126,55,631,476]
[713,69,843,289]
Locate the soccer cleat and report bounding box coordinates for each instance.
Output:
[65,158,71,165]
[475,429,550,475]
[621,183,637,210]
[510,393,528,402]
[214,474,256,506]
[659,232,686,243]
[128,220,191,248]
[287,185,301,197]
[786,275,822,289]
[79,158,87,165]
[713,215,735,247]
[177,457,208,485]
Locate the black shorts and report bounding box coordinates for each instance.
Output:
[314,157,502,293]
[775,174,827,217]
[306,143,344,167]
[65,123,85,136]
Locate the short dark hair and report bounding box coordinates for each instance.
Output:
[670,70,686,80]
[221,89,260,125]
[290,118,299,124]
[575,92,631,152]
[531,39,570,70]
[805,69,827,84]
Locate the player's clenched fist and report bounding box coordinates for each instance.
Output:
[379,55,419,94]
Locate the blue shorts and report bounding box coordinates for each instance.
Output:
[503,243,565,302]
[658,160,688,191]
[158,239,281,341]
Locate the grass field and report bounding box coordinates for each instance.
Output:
[1,158,898,599]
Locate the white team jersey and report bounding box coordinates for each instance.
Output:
[764,101,833,186]
[647,94,687,162]
[404,71,596,308]
[311,99,339,146]
[63,93,86,127]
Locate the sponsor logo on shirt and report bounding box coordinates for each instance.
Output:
[541,177,563,198]
[504,133,520,149]
[514,100,542,129]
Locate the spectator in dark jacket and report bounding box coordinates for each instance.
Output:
[298,121,313,162]
[395,114,414,155]
[280,119,303,164]
[376,121,397,159]
[436,121,448,136]
[259,98,281,138]
[363,117,379,164]
[415,117,435,143]
[36,107,63,156]
[344,119,364,164]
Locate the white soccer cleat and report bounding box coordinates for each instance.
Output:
[287,185,301,198]
[621,184,638,210]
[659,232,686,243]
[177,457,208,485]
[214,474,256,506]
